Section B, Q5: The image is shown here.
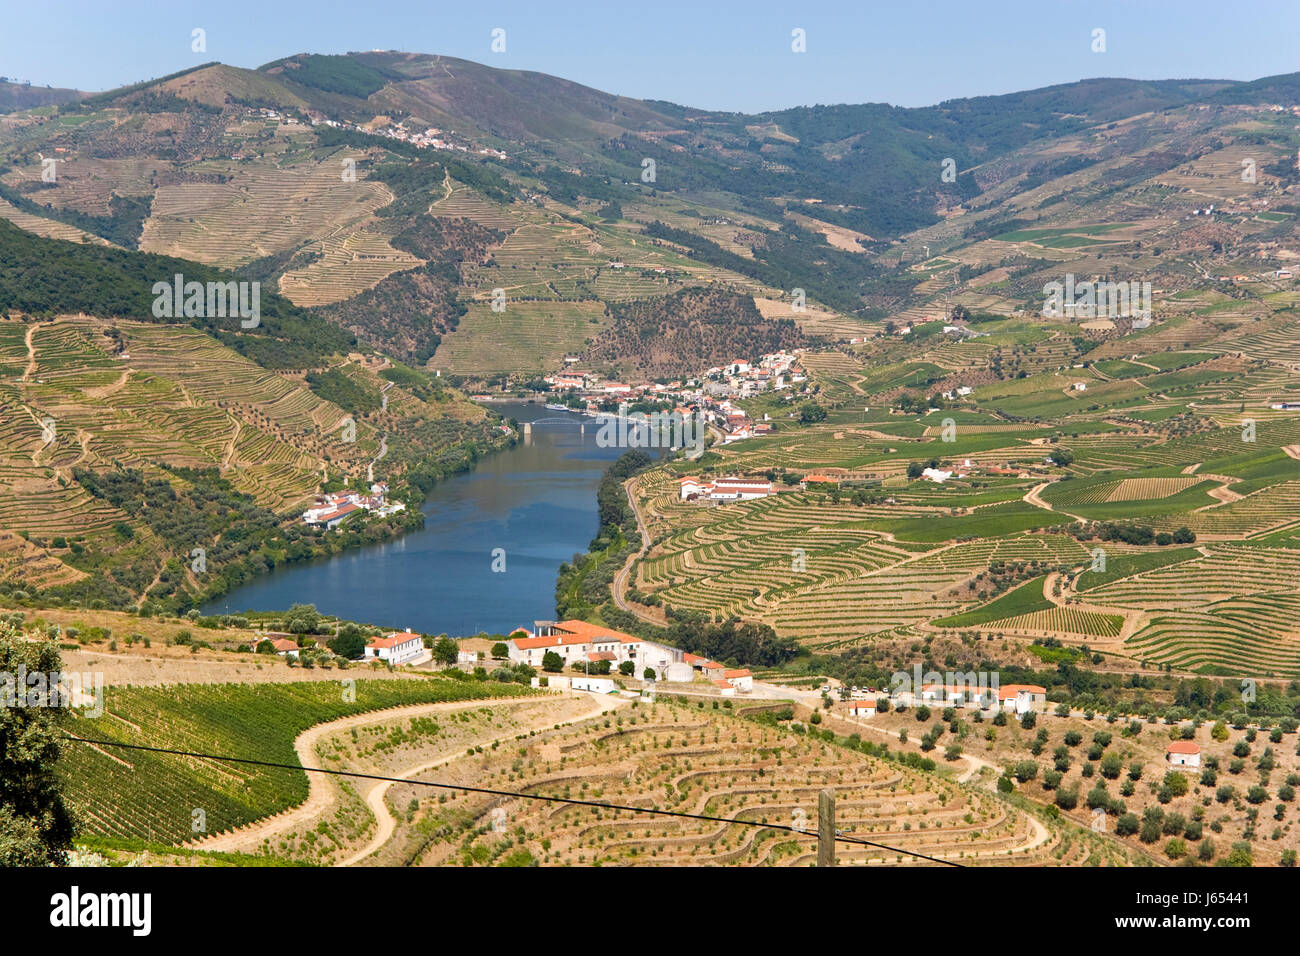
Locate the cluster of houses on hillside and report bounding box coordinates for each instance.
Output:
[541,350,806,444]
[250,626,427,666]
[301,482,405,530]
[506,620,752,692]
[843,681,1049,717]
[307,112,508,159]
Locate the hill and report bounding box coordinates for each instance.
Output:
[3,54,1297,379]
[0,220,508,612]
[0,79,83,113]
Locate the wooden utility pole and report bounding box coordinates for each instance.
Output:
[817,788,835,867]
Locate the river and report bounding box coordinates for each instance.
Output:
[203,403,641,637]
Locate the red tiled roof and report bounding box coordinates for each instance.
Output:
[998,684,1046,698]
[270,638,298,652]
[316,502,361,522]
[1166,741,1201,755]
[510,619,642,650]
[368,632,422,650]
[724,668,751,679]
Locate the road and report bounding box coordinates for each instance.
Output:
[610,476,662,626]
[339,691,629,866]
[189,694,541,857]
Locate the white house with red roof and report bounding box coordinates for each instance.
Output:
[679,476,774,502]
[364,629,425,665]
[997,684,1047,715]
[302,485,404,529]
[268,637,300,658]
[847,700,877,717]
[724,668,753,692]
[1166,741,1201,768]
[507,620,684,678]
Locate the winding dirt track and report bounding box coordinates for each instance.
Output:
[341,691,629,866]
[611,477,664,626]
[190,691,629,863]
[189,695,537,856]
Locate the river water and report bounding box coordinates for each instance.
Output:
[203,403,634,637]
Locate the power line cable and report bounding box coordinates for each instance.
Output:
[64,734,965,866]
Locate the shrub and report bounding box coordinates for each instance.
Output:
[1013,760,1038,783]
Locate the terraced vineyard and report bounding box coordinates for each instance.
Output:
[418,699,1106,866]
[62,678,527,845]
[627,324,1300,672]
[140,154,390,268]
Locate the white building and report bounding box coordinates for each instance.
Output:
[571,676,617,694]
[679,476,774,501]
[847,700,876,717]
[1166,741,1201,768]
[724,668,753,692]
[365,629,425,665]
[507,620,684,679]
[997,684,1047,715]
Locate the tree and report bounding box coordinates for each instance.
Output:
[1221,841,1253,867]
[0,625,76,865]
[1086,784,1112,811]
[327,625,367,660]
[542,651,563,673]
[432,637,458,666]
[1162,771,1189,798]
[643,668,657,680]
[798,403,827,424]
[619,660,635,676]
[1100,752,1123,779]
[491,642,509,659]
[284,603,324,634]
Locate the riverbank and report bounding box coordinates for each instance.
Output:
[201,403,633,636]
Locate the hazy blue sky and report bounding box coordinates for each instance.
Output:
[4,0,1298,112]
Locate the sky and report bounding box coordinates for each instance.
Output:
[3,0,1298,113]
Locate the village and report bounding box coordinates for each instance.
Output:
[539,349,806,445]
[300,481,406,530]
